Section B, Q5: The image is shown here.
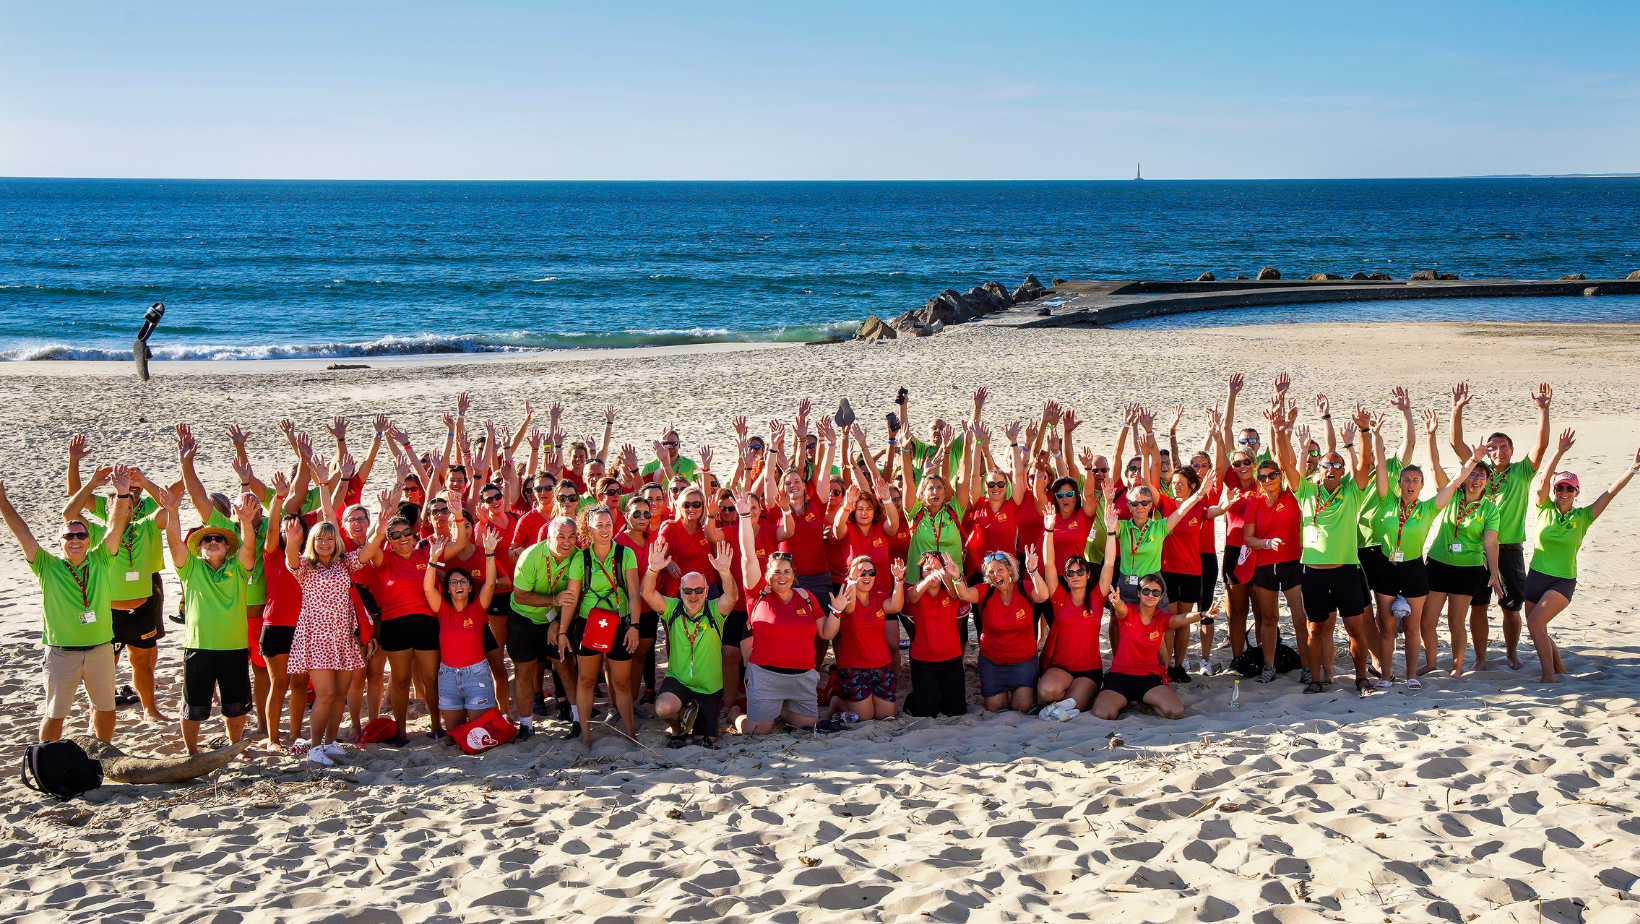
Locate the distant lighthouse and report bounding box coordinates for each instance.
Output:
[1134,163,1144,181]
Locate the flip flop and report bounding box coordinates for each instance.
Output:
[834,398,856,428]
[1406,678,1423,691]
[114,684,140,706]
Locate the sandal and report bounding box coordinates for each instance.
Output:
[1355,678,1373,696]
[1303,682,1325,695]
[813,716,846,734]
[1373,679,1392,691]
[1406,678,1423,691]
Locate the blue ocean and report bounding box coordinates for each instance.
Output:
[3,178,1639,360]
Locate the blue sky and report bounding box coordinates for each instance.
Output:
[2,1,1636,179]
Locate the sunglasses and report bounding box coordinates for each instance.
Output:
[682,501,704,510]
[1138,587,1164,598]
[1231,460,1253,469]
[1258,472,1281,482]
[1125,467,1141,475]
[1554,484,1578,493]
[829,489,842,497]
[1092,467,1110,474]
[1054,490,1076,499]
[680,587,707,596]
[1320,461,1344,470]
[428,504,450,513]
[557,496,579,505]
[481,494,503,504]
[749,444,765,452]
[858,568,877,577]
[1064,568,1088,577]
[1307,449,1321,458]
[661,441,679,448]
[986,481,1007,489]
[61,531,89,541]
[387,528,413,540]
[1131,499,1153,508]
[199,535,228,546]
[1238,439,1257,446]
[1467,471,1488,480]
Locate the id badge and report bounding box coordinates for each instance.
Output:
[80,610,96,625]
[1303,526,1319,546]
[1126,575,1138,586]
[1449,542,1462,553]
[125,571,140,582]
[1391,551,1404,563]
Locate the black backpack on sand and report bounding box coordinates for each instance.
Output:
[21,740,104,801]
[1232,640,1303,677]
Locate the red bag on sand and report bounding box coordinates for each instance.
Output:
[1232,545,1256,586]
[454,708,516,755]
[359,717,398,743]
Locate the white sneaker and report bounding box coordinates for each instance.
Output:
[320,742,346,757]
[1200,661,1218,677]
[307,748,334,767]
[1039,705,1062,721]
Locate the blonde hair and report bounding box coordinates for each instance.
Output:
[300,521,342,568]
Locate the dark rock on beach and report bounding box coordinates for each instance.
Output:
[1256,267,1281,280]
[1196,272,1216,282]
[1052,278,1066,286]
[1011,274,1049,303]
[1349,272,1369,280]
[1438,272,1460,280]
[1368,272,1393,281]
[1409,270,1438,281]
[1629,270,1640,281]
[1560,273,1586,281]
[983,281,1013,306]
[1584,286,1603,297]
[855,315,896,342]
[1236,274,1249,280]
[1305,273,1343,281]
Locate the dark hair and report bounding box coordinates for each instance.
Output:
[1139,572,1166,596]
[278,513,309,551]
[1486,432,1514,449]
[449,464,468,477]
[1062,554,1092,575]
[1171,466,1201,492]
[396,502,421,524]
[1050,476,1080,506]
[1257,459,1281,477]
[455,508,476,527]
[442,566,477,605]
[387,514,413,533]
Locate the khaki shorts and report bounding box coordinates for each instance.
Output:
[42,644,117,719]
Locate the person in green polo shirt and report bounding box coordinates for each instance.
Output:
[1275,406,1374,694]
[641,538,739,746]
[1522,432,1640,683]
[160,489,259,755]
[1449,381,1551,670]
[508,515,580,737]
[0,467,132,743]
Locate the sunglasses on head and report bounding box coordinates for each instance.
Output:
[768,551,793,561]
[1138,587,1164,598]
[984,553,1009,564]
[1054,490,1076,499]
[61,530,89,541]
[680,587,707,596]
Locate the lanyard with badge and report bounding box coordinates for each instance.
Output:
[67,559,96,625]
[1124,518,1152,585]
[119,522,143,583]
[1391,501,1417,563]
[1450,497,1483,552]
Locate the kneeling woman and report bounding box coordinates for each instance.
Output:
[830,555,906,723]
[1093,559,1218,720]
[1035,530,1110,716]
[422,529,500,732]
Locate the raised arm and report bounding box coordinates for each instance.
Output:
[1316,393,1337,456]
[1372,421,1391,499]
[1449,382,1472,464]
[1389,386,1416,467]
[62,464,111,526]
[1535,429,1575,507]
[1272,404,1305,489]
[1437,444,1485,510]
[175,425,215,524]
[422,537,447,613]
[0,481,40,563]
[1528,383,1552,472]
[1039,531,1060,598]
[234,493,259,572]
[157,488,188,568]
[477,527,500,609]
[66,434,88,498]
[1589,446,1640,522]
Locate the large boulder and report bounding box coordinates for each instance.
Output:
[856,315,896,342]
[1349,272,1369,280]
[1409,270,1438,281]
[1236,274,1249,280]
[1256,267,1281,280]
[1011,275,1050,303]
[1584,286,1603,297]
[1438,272,1460,280]
[1628,270,1640,281]
[982,281,1013,306]
[1306,273,1343,281]
[1559,273,1586,281]
[966,285,1004,313]
[1023,273,1045,289]
[1368,272,1393,281]
[1196,272,1216,282]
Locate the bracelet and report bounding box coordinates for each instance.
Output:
[275,493,288,500]
[484,552,495,558]
[117,492,131,498]
[240,481,250,486]
[738,513,752,519]
[1321,414,1331,420]
[1010,442,1019,447]
[1631,465,1640,475]
[446,432,455,437]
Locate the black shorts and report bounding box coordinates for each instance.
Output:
[1051,667,1104,686]
[1427,558,1488,599]
[1523,569,1576,606]
[721,610,750,649]
[1475,544,1527,611]
[379,613,440,652]
[1198,552,1217,610]
[259,623,296,658]
[1251,559,1302,593]
[658,676,722,738]
[1099,671,1165,705]
[506,613,557,665]
[483,623,498,654]
[1373,556,1429,600]
[567,615,633,662]
[1300,565,1366,622]
[1162,571,1201,609]
[486,591,512,619]
[183,647,252,722]
[111,592,164,649]
[638,608,659,640]
[1222,545,1246,587]
[1359,545,1395,596]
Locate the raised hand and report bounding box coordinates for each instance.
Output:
[1043,401,1063,426]
[973,387,988,413]
[708,541,733,574]
[68,434,88,461]
[1388,386,1410,413]
[796,397,812,423]
[1121,403,1138,428]
[111,464,132,494]
[1351,403,1372,430]
[1340,421,1358,446]
[326,416,347,439]
[832,581,856,610]
[427,536,448,563]
[1168,404,1184,432]
[603,404,617,425]
[733,415,748,439]
[816,418,836,443]
[234,491,260,525]
[282,517,304,548]
[1295,424,1312,449]
[1316,393,1331,418]
[1273,372,1291,396]
[699,444,714,470]
[1227,372,1245,396]
[732,487,754,517]
[1368,412,1386,434]
[377,489,397,519]
[227,423,248,447]
[549,400,563,424]
[373,413,390,435]
[276,419,296,441]
[152,488,178,512]
[1421,408,1439,435]
[1136,406,1155,432]
[1078,446,1095,470]
[1024,419,1040,446]
[338,451,358,480]
[1060,411,1078,437]
[480,525,501,555]
[1531,383,1553,409]
[442,411,456,432]
[648,539,673,573]
[232,458,253,485]
[295,431,314,462]
[527,428,543,451]
[1557,428,1576,453]
[270,470,291,497]
[1024,547,1040,574]
[1451,382,1471,411]
[1003,420,1022,444]
[456,391,471,417]
[621,444,639,472]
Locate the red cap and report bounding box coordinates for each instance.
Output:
[1552,471,1580,490]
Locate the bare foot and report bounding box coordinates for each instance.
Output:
[1473,660,1489,672]
[144,710,172,724]
[1417,662,1441,677]
[1507,653,1524,670]
[1450,667,1465,678]
[1539,674,1562,684]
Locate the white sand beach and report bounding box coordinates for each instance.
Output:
[1,320,1638,923]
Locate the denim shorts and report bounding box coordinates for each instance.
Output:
[437,661,496,711]
[977,654,1038,698]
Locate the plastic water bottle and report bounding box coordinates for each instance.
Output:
[1231,678,1241,709]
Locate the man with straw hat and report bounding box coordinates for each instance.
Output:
[159,489,260,755]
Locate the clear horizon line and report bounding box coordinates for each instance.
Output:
[3,173,1639,183]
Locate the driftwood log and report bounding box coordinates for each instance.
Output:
[70,735,250,784]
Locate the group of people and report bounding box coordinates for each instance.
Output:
[7,377,1632,764]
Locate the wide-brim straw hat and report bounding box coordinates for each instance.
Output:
[187,525,241,557]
